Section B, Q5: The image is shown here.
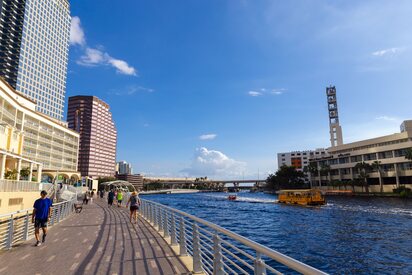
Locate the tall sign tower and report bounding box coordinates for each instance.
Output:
[326,86,343,147]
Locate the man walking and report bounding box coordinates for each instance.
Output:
[32,190,53,246]
[107,189,114,207]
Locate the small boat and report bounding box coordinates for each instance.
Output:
[278,189,326,206]
[228,195,237,201]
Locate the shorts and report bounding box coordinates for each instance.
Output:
[130,205,139,211]
[118,200,122,204]
[34,218,48,228]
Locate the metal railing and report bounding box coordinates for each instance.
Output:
[0,199,76,250]
[0,180,42,192]
[140,199,327,275]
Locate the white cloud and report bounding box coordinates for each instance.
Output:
[271,88,286,95]
[108,58,137,75]
[77,47,137,76]
[372,47,405,57]
[182,147,246,178]
[77,48,106,66]
[199,134,217,140]
[376,116,402,123]
[70,17,85,46]
[248,91,262,97]
[71,16,137,76]
[249,88,286,97]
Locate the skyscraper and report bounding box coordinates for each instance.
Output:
[116,161,133,175]
[0,0,70,120]
[67,96,117,178]
[326,86,343,147]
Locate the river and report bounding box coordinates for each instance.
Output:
[143,192,412,274]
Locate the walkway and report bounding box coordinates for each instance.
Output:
[0,199,190,275]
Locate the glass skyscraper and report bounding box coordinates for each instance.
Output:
[0,0,70,120]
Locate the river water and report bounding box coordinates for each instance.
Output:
[143,192,412,274]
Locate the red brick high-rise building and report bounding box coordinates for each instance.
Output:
[67,96,117,178]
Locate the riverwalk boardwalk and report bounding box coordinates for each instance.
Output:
[0,199,190,275]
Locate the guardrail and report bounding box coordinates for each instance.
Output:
[140,199,327,275]
[0,180,42,192]
[0,199,76,250]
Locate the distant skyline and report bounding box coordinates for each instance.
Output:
[66,0,412,179]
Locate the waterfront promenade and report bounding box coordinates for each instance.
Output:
[0,199,190,275]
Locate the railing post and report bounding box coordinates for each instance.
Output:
[158,207,164,233]
[23,211,29,240]
[192,223,202,273]
[153,205,158,228]
[50,207,55,226]
[170,214,177,245]
[163,210,170,238]
[6,215,14,249]
[213,234,224,275]
[179,217,187,256]
[56,204,61,223]
[254,252,267,275]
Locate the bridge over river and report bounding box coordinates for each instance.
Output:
[0,196,326,275]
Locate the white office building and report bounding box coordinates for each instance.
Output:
[0,0,71,120]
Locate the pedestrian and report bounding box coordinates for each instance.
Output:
[126,191,141,224]
[90,190,94,204]
[100,190,104,199]
[83,192,89,205]
[107,190,114,207]
[32,190,53,246]
[117,190,123,207]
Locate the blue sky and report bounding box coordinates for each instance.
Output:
[67,0,412,179]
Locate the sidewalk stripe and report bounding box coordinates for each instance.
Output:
[69,262,79,271]
[74,253,81,259]
[20,254,30,260]
[47,255,56,262]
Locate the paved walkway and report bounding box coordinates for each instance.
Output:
[0,199,190,275]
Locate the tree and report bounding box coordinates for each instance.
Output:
[405,148,412,161]
[320,163,331,186]
[371,160,383,193]
[4,169,18,180]
[303,162,318,187]
[20,167,31,180]
[354,162,372,193]
[266,165,306,191]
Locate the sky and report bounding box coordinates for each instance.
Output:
[66,0,412,179]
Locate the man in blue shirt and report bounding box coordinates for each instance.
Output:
[32,190,53,246]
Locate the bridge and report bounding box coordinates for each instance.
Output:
[143,178,267,191]
[0,194,326,275]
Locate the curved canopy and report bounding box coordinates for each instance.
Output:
[101,180,136,192]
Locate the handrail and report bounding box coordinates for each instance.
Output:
[0,199,77,250]
[140,198,328,275]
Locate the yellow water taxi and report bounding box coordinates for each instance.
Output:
[278,189,326,206]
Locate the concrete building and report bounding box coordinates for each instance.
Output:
[115,174,143,191]
[0,77,79,183]
[67,96,117,178]
[277,149,328,181]
[310,120,412,192]
[0,0,71,120]
[116,161,133,175]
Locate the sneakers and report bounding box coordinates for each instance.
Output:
[35,241,42,247]
[42,234,47,243]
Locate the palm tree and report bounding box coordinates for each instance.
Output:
[405,148,412,161]
[320,163,331,186]
[303,162,318,188]
[354,162,372,193]
[371,160,383,193]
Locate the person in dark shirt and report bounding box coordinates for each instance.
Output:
[32,190,53,247]
[108,190,114,206]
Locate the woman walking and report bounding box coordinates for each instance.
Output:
[126,191,141,224]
